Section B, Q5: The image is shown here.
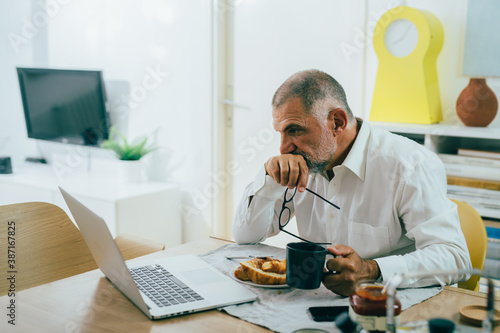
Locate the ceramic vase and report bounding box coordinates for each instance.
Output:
[456,78,498,127]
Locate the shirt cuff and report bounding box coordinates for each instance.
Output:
[374,255,408,283]
[251,165,285,200]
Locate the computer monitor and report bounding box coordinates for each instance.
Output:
[16,67,109,146]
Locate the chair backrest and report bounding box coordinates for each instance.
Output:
[451,199,488,291]
[0,202,166,296]
[0,202,98,295]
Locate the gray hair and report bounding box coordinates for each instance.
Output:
[272,69,354,124]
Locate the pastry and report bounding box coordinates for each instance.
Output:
[233,265,251,281]
[236,257,287,285]
[261,259,286,274]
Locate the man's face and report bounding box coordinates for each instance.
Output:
[272,98,337,173]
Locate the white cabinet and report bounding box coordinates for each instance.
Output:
[0,182,54,204]
[0,164,182,248]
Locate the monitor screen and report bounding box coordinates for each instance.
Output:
[16,67,109,146]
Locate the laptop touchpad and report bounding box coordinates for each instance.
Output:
[181,268,225,285]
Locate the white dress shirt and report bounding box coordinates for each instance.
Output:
[232,120,471,288]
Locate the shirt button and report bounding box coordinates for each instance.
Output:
[266,186,272,190]
[329,213,335,219]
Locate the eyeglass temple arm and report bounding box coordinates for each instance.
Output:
[279,228,330,245]
[305,188,340,210]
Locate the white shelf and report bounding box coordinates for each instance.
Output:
[369,121,500,140]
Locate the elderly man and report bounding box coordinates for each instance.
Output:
[232,69,471,296]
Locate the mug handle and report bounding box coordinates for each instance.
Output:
[324,253,338,275]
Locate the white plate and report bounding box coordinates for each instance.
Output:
[229,266,289,289]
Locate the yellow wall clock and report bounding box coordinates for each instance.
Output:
[369,6,444,124]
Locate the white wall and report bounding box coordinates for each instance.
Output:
[230,0,364,241]
[0,0,214,242]
[0,1,41,166]
[227,0,369,246]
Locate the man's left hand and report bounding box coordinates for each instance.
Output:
[322,244,381,296]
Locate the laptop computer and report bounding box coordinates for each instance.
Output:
[59,187,257,320]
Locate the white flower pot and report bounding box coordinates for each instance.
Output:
[118,160,143,183]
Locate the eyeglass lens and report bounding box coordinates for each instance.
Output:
[284,188,296,202]
[279,206,291,228]
[279,188,296,228]
[278,187,338,245]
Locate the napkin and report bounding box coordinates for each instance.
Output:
[199,243,442,333]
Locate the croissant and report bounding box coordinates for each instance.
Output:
[233,266,251,281]
[249,257,267,267]
[261,259,287,274]
[238,258,287,285]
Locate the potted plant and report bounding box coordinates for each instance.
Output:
[100,126,156,182]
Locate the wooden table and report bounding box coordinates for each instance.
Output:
[0,237,497,332]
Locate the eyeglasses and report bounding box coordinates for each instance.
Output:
[278,187,340,245]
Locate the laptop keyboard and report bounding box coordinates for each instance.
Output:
[130,265,204,308]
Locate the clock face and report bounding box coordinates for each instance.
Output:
[384,19,419,57]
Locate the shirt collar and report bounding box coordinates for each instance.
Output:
[334,118,370,181]
[313,119,370,182]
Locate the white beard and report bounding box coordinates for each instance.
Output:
[294,130,336,173]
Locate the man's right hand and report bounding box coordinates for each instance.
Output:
[264,154,309,192]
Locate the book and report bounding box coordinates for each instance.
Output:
[474,206,500,220]
[486,226,500,239]
[444,163,500,181]
[478,277,500,294]
[439,153,500,168]
[482,258,500,279]
[447,182,500,219]
[447,175,500,191]
[458,148,500,160]
[447,186,500,207]
[448,184,500,198]
[487,239,500,260]
[447,193,500,209]
[448,194,500,219]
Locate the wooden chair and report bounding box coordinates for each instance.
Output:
[451,199,488,291]
[0,202,165,296]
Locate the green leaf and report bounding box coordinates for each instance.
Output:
[100,126,156,160]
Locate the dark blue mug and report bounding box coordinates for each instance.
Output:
[286,242,330,289]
